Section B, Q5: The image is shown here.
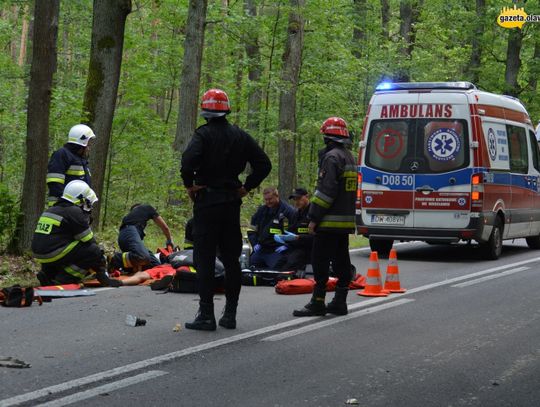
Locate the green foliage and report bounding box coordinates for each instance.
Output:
[1,0,539,254]
[0,182,18,249]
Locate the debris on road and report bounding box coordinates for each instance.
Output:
[345,398,359,405]
[125,314,146,327]
[0,357,31,369]
[173,323,181,332]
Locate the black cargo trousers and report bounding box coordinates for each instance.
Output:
[312,232,352,295]
[192,190,243,305]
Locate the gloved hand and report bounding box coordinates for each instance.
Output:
[281,231,298,242]
[108,279,123,288]
[253,244,261,253]
[97,272,123,287]
[275,245,288,253]
[274,234,286,244]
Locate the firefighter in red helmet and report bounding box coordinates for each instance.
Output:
[181,88,271,331]
[293,117,357,317]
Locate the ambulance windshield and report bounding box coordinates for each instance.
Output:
[365,119,469,173]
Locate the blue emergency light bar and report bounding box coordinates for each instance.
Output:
[375,82,477,91]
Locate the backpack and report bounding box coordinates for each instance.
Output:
[241,269,296,287]
[0,285,43,307]
[151,266,225,294]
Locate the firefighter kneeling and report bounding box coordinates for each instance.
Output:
[32,180,122,287]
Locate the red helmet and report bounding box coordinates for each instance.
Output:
[320,117,349,142]
[201,88,230,113]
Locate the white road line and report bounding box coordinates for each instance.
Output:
[2,255,540,407]
[452,266,531,288]
[262,299,415,341]
[405,256,540,295]
[34,370,167,407]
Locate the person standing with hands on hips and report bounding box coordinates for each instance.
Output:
[293,117,357,317]
[181,88,271,331]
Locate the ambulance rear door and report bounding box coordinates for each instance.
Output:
[361,92,418,230]
[412,93,472,229]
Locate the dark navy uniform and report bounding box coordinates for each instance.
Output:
[181,116,271,307]
[280,203,313,271]
[46,144,91,206]
[309,142,357,293]
[110,204,162,271]
[247,201,295,269]
[32,201,105,285]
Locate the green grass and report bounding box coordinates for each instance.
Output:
[349,234,369,249]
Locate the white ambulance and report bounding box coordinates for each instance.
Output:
[356,82,539,259]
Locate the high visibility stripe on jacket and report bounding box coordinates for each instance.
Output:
[32,202,96,264]
[34,240,80,263]
[309,144,357,234]
[46,144,92,203]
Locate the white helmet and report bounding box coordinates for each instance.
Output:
[62,180,98,212]
[67,124,96,147]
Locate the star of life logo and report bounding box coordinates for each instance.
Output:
[488,128,497,161]
[426,128,461,162]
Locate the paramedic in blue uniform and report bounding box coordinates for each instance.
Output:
[181,88,271,331]
[109,204,173,273]
[247,187,296,269]
[46,124,95,207]
[293,117,357,317]
[32,180,122,287]
[275,187,313,272]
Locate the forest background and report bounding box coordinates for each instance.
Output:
[0,0,538,283]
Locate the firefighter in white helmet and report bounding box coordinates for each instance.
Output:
[32,180,122,287]
[46,124,96,206]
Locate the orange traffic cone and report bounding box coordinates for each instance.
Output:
[383,249,406,293]
[358,251,388,297]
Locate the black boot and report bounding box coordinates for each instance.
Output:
[185,302,216,331]
[218,302,237,329]
[326,287,349,315]
[293,293,326,317]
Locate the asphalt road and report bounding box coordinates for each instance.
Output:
[1,240,540,407]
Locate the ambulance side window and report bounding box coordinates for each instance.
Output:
[529,130,540,172]
[507,125,528,173]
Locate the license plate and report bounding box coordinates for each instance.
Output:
[370,214,405,225]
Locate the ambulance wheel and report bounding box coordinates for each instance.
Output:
[369,239,393,258]
[526,235,540,249]
[480,218,503,260]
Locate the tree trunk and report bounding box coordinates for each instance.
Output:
[395,0,420,82]
[504,29,523,97]
[467,0,485,84]
[173,0,208,154]
[18,4,29,67]
[244,0,263,136]
[83,0,132,229]
[9,0,59,254]
[381,0,390,41]
[262,1,282,151]
[352,0,367,59]
[277,0,304,199]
